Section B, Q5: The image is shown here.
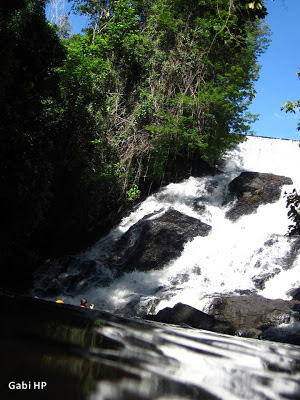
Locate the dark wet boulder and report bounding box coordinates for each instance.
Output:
[146,302,216,330]
[145,298,300,344]
[33,257,114,297]
[287,286,300,301]
[292,303,300,322]
[261,321,300,346]
[226,171,292,221]
[146,303,234,334]
[208,294,297,339]
[112,209,211,273]
[252,269,281,290]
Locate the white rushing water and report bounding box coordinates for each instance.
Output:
[33,136,300,316]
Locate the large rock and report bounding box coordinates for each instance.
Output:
[112,209,211,273]
[208,294,298,339]
[146,302,216,330]
[145,297,300,344]
[261,321,300,345]
[287,286,300,301]
[226,171,292,221]
[146,303,235,334]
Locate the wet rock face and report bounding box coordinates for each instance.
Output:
[146,302,216,330]
[261,321,300,346]
[34,257,114,297]
[147,296,300,344]
[209,295,294,335]
[252,269,281,290]
[112,209,211,273]
[226,171,293,221]
[288,287,300,301]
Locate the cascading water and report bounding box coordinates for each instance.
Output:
[32,136,300,317]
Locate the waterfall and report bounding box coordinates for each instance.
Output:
[32,136,300,317]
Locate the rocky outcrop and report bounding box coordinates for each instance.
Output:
[146,302,215,329]
[146,302,234,334]
[288,286,300,301]
[34,257,114,297]
[226,171,292,221]
[261,321,300,345]
[209,294,298,339]
[252,269,281,290]
[146,296,300,345]
[112,209,211,274]
[261,302,300,345]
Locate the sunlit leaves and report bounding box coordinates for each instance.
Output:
[247,1,263,10]
[281,67,300,131]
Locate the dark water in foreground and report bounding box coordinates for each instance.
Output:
[1,290,300,400]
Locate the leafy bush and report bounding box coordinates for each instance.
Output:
[285,189,300,236]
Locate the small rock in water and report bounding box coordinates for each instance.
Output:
[252,269,281,290]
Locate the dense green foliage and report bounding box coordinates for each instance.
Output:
[283,68,300,235]
[68,0,269,183]
[285,189,300,236]
[1,0,269,289]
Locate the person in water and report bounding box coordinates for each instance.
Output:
[80,298,94,309]
[80,298,87,308]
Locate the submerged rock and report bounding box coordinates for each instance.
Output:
[112,209,211,273]
[226,171,292,221]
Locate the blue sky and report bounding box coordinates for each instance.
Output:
[48,0,299,140]
[249,0,300,140]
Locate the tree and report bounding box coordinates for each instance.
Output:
[0,0,65,288]
[70,0,269,183]
[139,0,269,169]
[47,0,71,38]
[70,0,114,42]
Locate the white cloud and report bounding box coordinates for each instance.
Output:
[272,112,298,120]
